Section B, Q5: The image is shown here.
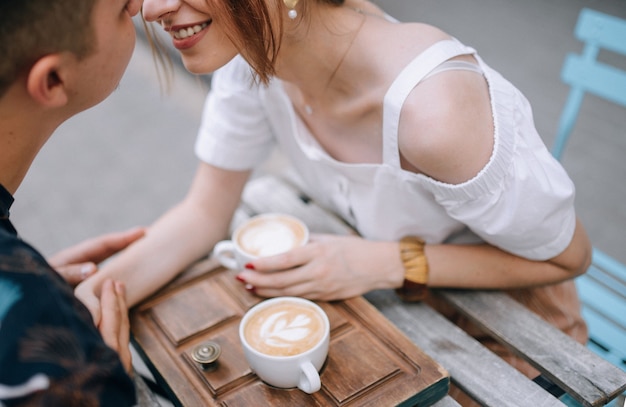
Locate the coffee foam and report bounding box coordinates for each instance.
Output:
[244,301,325,357]
[237,217,305,257]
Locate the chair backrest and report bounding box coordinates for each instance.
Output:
[551,7,626,160]
[580,249,626,371]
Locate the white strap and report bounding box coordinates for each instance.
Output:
[382,39,476,166]
[425,60,482,79]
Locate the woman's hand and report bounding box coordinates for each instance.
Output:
[48,227,146,287]
[50,227,145,325]
[235,234,404,301]
[99,279,133,375]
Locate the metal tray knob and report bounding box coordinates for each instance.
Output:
[191,341,221,371]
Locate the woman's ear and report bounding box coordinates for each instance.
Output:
[26,54,71,108]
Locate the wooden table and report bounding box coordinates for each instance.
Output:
[131,174,626,407]
[131,258,450,406]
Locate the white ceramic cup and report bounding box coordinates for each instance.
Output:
[214,213,309,270]
[239,297,330,393]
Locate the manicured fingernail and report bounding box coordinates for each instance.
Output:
[244,263,255,270]
[235,275,246,283]
[81,264,95,279]
[245,284,256,293]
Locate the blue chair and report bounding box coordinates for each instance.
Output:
[552,8,626,160]
[551,7,626,407]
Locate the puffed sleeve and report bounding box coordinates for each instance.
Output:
[194,55,276,171]
[420,71,576,261]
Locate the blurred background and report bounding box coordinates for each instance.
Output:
[12,0,626,268]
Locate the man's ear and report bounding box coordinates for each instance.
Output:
[26,54,72,108]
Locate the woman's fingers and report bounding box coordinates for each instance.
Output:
[54,263,97,287]
[48,227,146,267]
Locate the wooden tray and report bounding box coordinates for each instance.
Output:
[130,258,449,406]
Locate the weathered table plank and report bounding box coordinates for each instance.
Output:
[133,371,162,407]
[365,290,565,407]
[440,290,626,406]
[432,396,462,407]
[238,173,355,236]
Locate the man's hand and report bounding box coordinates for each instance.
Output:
[99,279,133,374]
[48,227,145,287]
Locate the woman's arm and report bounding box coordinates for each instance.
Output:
[48,227,145,287]
[236,219,590,301]
[75,162,250,324]
[425,218,591,289]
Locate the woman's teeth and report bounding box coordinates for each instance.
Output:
[173,22,209,39]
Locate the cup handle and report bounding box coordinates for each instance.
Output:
[297,361,321,394]
[213,241,238,269]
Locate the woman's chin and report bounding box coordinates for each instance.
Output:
[181,54,236,76]
[181,60,210,75]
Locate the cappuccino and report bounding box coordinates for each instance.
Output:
[243,300,325,357]
[236,214,307,257]
[239,297,329,392]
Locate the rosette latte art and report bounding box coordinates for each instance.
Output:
[244,301,325,356]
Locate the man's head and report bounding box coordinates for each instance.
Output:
[0,0,96,97]
[0,0,141,195]
[0,0,141,109]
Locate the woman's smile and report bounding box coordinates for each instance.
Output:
[171,21,210,39]
[164,20,211,50]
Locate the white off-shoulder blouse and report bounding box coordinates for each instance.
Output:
[195,39,576,261]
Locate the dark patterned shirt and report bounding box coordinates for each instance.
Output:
[0,184,136,406]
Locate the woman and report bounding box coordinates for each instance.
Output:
[76,0,591,404]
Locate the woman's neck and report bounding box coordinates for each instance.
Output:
[275,5,370,102]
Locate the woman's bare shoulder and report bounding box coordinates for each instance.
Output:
[379,19,452,50]
[396,67,495,184]
[362,21,453,84]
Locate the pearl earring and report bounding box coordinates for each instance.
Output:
[283,0,300,20]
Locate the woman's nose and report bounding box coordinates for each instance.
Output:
[142,0,180,22]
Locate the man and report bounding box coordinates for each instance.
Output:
[0,0,143,404]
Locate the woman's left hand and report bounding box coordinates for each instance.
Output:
[235,234,403,300]
[48,227,146,287]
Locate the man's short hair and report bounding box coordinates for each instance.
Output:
[0,0,97,97]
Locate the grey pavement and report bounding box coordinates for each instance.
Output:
[13,0,625,263]
[10,0,625,405]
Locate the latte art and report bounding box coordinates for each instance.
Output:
[236,215,307,257]
[244,301,325,357]
[260,311,313,347]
